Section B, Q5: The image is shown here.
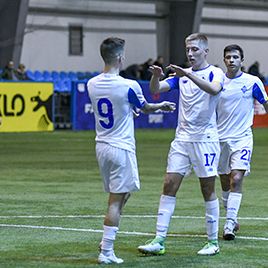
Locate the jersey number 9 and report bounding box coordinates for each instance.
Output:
[97,98,114,129]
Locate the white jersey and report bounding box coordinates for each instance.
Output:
[217,72,268,141]
[87,73,145,153]
[166,65,224,142]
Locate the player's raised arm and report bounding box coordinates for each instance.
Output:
[168,64,222,95]
[149,65,170,94]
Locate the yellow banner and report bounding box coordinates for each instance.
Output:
[0,82,54,132]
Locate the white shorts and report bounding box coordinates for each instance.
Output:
[167,140,220,178]
[96,142,140,193]
[218,137,253,175]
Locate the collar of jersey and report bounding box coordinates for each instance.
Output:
[192,64,211,72]
[225,72,243,80]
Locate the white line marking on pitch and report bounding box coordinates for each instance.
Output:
[0,224,268,241]
[0,215,267,220]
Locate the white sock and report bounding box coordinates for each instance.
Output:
[101,225,118,255]
[226,192,242,223]
[156,195,176,239]
[221,190,230,211]
[205,199,219,241]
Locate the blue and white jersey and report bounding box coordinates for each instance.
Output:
[165,65,224,142]
[87,73,145,153]
[217,72,268,141]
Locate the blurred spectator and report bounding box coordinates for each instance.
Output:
[154,55,169,78]
[120,64,142,80]
[154,55,164,70]
[140,58,153,80]
[15,63,29,80]
[248,61,265,84]
[1,61,17,80]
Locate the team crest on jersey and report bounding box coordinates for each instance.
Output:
[241,86,247,93]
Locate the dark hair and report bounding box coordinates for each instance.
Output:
[100,37,125,64]
[224,44,244,60]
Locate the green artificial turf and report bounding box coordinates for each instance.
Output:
[0,128,267,267]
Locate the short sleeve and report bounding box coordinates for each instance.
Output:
[252,79,268,104]
[211,67,224,87]
[128,82,146,108]
[165,76,180,91]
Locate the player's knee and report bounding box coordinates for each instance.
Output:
[200,181,216,201]
[230,171,243,191]
[201,188,217,201]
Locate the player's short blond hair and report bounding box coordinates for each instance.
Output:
[185,33,208,50]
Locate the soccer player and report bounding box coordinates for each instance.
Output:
[217,44,268,240]
[87,37,176,264]
[138,33,224,256]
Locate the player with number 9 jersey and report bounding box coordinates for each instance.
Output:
[89,37,176,265]
[88,73,145,154]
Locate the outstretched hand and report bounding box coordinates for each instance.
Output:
[149,65,165,78]
[159,101,176,111]
[166,64,189,77]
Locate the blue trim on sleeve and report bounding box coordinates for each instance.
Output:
[165,76,180,90]
[128,88,145,108]
[252,83,267,104]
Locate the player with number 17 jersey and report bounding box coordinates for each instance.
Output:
[166,65,224,142]
[87,73,145,153]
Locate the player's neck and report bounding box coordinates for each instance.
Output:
[192,60,209,71]
[226,69,242,79]
[103,65,119,75]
